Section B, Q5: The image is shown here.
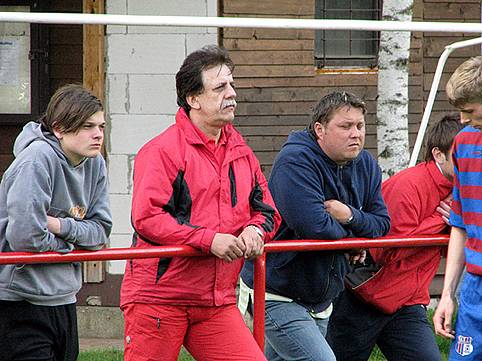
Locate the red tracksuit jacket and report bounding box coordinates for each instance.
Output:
[365,161,451,312]
[120,108,280,308]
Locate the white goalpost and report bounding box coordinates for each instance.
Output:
[0,12,481,32]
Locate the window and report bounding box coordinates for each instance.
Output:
[314,0,382,69]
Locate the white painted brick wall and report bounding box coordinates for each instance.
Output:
[105,0,217,274]
[110,194,133,235]
[106,0,127,34]
[107,154,131,194]
[106,74,128,114]
[207,0,217,17]
[107,234,133,274]
[127,0,211,34]
[110,114,174,154]
[128,24,212,35]
[129,75,177,114]
[186,33,220,55]
[128,0,207,16]
[107,34,186,74]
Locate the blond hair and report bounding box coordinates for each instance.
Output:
[446,56,482,108]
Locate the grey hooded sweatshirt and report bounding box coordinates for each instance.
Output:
[0,121,112,306]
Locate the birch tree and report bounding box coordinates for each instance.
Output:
[376,0,413,179]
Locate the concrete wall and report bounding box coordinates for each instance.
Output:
[105,0,217,274]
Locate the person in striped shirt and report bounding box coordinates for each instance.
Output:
[433,56,482,361]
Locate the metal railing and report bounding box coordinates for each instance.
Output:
[0,235,449,349]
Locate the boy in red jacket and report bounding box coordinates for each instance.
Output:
[327,114,463,361]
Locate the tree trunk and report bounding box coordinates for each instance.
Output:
[376,0,413,179]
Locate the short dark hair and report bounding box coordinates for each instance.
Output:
[40,84,103,134]
[309,91,366,137]
[175,45,234,114]
[423,113,463,161]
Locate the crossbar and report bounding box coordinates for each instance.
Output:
[0,13,482,33]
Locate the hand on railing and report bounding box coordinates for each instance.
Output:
[238,226,264,260]
[210,233,245,262]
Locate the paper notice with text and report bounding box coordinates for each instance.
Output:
[0,39,19,85]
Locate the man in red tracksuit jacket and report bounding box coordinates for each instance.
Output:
[120,45,280,361]
[327,114,463,361]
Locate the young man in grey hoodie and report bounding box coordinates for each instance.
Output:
[0,84,112,361]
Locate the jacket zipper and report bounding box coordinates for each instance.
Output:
[319,253,336,301]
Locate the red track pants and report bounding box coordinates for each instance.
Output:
[123,302,266,361]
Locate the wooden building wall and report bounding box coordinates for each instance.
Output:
[422,0,481,122]
[221,0,481,175]
[221,0,480,297]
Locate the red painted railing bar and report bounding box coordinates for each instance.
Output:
[0,235,451,349]
[0,235,449,265]
[264,235,449,253]
[251,234,449,349]
[253,253,266,349]
[0,245,202,265]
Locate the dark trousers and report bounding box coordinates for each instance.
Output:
[326,291,441,361]
[0,300,78,361]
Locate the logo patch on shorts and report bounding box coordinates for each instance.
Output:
[456,335,474,356]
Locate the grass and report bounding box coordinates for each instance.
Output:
[78,347,193,361]
[78,346,447,361]
[78,310,451,361]
[77,348,123,361]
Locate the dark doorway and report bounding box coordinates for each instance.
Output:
[0,0,82,177]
